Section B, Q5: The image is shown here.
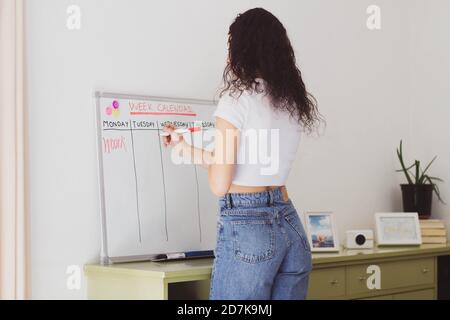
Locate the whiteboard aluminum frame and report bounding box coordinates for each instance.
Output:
[94,91,217,265]
[95,91,217,106]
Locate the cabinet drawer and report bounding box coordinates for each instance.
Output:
[347,258,435,296]
[360,295,393,300]
[308,267,346,299]
[392,289,435,300]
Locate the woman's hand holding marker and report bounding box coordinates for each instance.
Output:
[161,123,184,147]
[160,124,212,168]
[161,124,203,148]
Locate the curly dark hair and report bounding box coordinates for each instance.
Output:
[221,8,322,132]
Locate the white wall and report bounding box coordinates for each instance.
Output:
[26,0,448,299]
[409,0,450,232]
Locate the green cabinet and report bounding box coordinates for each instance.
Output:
[307,244,447,300]
[310,257,436,300]
[344,258,435,297]
[308,267,346,299]
[392,289,435,300]
[85,244,450,300]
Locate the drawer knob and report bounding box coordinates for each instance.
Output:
[422,268,430,274]
[330,279,339,285]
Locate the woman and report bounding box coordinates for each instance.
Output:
[163,8,321,300]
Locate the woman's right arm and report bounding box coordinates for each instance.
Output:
[162,117,239,197]
[206,117,239,197]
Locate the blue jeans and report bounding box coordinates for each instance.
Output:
[209,187,312,300]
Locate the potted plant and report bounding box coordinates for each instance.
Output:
[396,140,445,219]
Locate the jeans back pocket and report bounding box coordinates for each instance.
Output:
[284,214,311,253]
[231,219,275,264]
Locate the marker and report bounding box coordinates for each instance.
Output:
[185,250,215,258]
[151,250,215,261]
[159,127,202,137]
[175,127,202,134]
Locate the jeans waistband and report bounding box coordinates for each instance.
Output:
[219,187,287,209]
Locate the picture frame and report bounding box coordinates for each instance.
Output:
[304,212,340,252]
[374,212,422,246]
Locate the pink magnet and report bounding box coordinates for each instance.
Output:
[112,100,120,109]
[106,106,113,116]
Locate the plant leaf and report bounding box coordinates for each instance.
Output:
[415,160,420,184]
[433,183,446,204]
[396,140,413,184]
[428,176,444,182]
[395,162,416,172]
[422,155,437,177]
[425,176,446,204]
[419,155,437,184]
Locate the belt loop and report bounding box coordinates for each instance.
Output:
[226,194,233,209]
[268,189,274,207]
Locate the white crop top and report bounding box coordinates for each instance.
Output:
[213,79,302,186]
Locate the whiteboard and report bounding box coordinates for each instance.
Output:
[95,92,218,264]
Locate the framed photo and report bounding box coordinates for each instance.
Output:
[375,212,422,246]
[304,212,340,252]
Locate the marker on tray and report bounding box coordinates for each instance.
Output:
[151,250,215,261]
